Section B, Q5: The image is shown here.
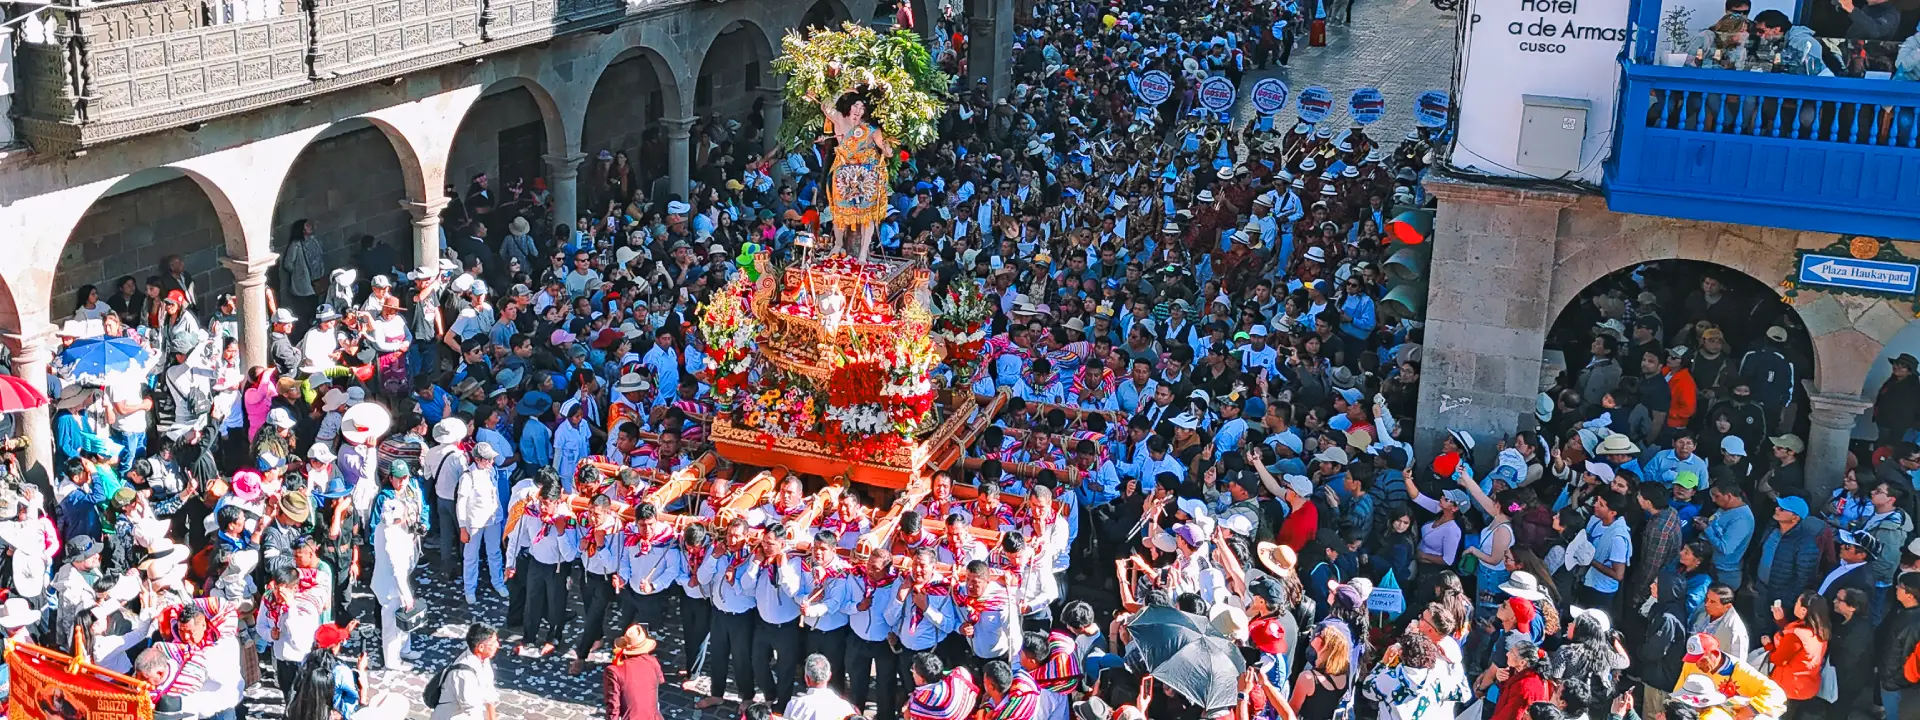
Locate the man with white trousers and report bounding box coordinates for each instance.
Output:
[456,443,508,605]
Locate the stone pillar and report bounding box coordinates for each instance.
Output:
[663,116,696,202]
[966,0,1014,100]
[543,153,587,224]
[1806,392,1873,499]
[1413,177,1581,465]
[402,198,450,272]
[761,96,785,157]
[222,253,280,371]
[7,327,55,486]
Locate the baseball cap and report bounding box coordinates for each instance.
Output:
[1777,495,1809,518]
[1673,471,1700,490]
[1682,633,1720,663]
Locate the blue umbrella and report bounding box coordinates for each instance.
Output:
[58,336,150,384]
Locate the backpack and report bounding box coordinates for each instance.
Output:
[424,662,472,709]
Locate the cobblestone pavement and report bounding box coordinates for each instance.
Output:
[1232,0,1461,143]
[235,7,1459,720]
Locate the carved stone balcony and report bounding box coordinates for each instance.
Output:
[9,0,631,153]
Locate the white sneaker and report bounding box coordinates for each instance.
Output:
[401,649,423,662]
[385,660,413,673]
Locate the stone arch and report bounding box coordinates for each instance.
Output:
[803,0,853,27]
[52,166,248,320]
[445,74,570,216]
[270,117,417,285]
[687,12,782,118]
[580,28,693,124]
[579,44,688,210]
[1544,219,1894,398]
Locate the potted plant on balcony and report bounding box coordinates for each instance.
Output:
[1661,6,1695,66]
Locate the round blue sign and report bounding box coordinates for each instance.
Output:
[1414,90,1451,128]
[1198,76,1237,113]
[1250,78,1290,116]
[1349,87,1385,125]
[1297,86,1333,124]
[1136,70,1174,106]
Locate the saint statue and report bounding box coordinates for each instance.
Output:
[819,90,892,263]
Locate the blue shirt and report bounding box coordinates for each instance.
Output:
[417,386,455,426]
[1644,450,1711,489]
[1702,505,1755,581]
[1583,517,1632,593]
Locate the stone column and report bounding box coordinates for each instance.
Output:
[761,96,785,157]
[401,197,450,272]
[543,153,587,224]
[966,0,1014,100]
[663,116,696,203]
[222,253,280,371]
[7,327,55,486]
[1413,177,1580,465]
[1806,392,1873,499]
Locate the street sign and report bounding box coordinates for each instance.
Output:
[1198,76,1237,113]
[1349,87,1386,125]
[1415,90,1451,128]
[1136,70,1174,105]
[1298,86,1333,123]
[1250,78,1290,116]
[1797,254,1920,295]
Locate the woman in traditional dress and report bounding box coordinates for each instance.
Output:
[820,90,892,262]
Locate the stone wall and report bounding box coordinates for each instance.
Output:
[270,125,412,284]
[56,176,227,319]
[446,86,548,202]
[696,28,763,121]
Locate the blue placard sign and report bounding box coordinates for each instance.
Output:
[1198,75,1237,113]
[1297,86,1333,124]
[1250,78,1290,116]
[1349,87,1385,125]
[1414,90,1451,128]
[1797,254,1920,295]
[1136,70,1174,106]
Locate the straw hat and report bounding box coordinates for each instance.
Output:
[1256,542,1297,577]
[613,624,657,656]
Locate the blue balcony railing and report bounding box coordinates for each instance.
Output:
[1604,2,1920,239]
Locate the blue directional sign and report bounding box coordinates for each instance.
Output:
[1797,254,1920,295]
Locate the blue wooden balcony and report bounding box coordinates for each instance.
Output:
[1604,37,1920,238]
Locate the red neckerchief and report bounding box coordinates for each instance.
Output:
[921,490,957,520]
[956,582,1007,626]
[990,549,1027,577]
[723,543,753,582]
[892,529,938,555]
[818,508,864,536]
[685,542,710,576]
[582,515,620,557]
[972,500,1016,530]
[1017,503,1061,538]
[772,494,807,518]
[623,521,678,553]
[803,555,850,587]
[859,568,899,603]
[526,499,574,542]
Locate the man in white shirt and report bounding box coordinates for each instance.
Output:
[751,522,809,707]
[784,654,860,720]
[455,443,506,604]
[298,305,345,375]
[425,418,470,580]
[431,624,501,720]
[844,547,904,720]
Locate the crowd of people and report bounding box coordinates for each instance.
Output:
[21,1,1920,720]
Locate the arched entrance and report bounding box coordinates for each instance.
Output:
[55,167,243,323]
[1541,260,1814,459]
[580,47,682,219]
[694,21,772,123]
[444,77,567,248]
[270,118,414,296]
[803,0,851,28]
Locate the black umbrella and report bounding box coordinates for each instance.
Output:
[1125,606,1248,713]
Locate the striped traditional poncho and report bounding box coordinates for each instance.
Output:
[981,671,1044,720]
[1032,630,1083,695]
[906,666,980,720]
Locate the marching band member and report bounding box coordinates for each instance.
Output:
[845,546,905,720]
[750,522,809,707]
[693,517,759,710]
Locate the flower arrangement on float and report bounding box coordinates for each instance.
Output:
[932,282,991,386]
[694,277,760,410]
[816,328,938,461]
